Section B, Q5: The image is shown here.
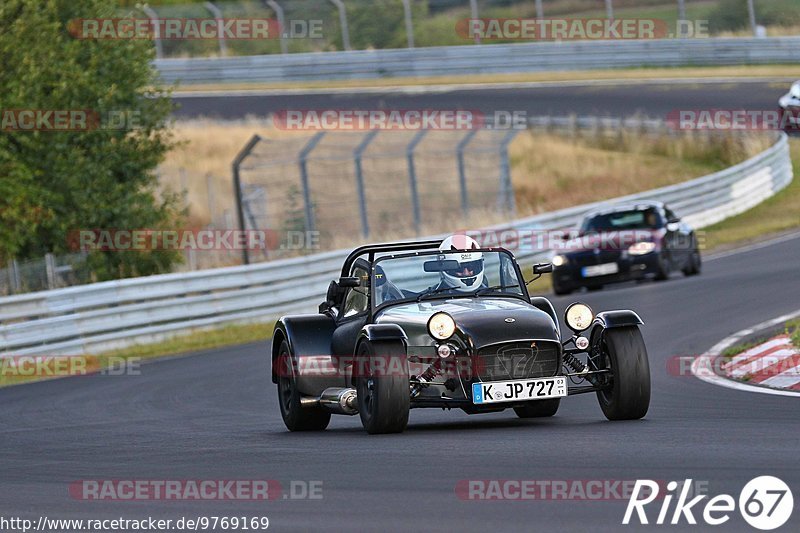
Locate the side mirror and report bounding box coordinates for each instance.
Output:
[423,259,460,272]
[339,276,361,288]
[533,263,554,275]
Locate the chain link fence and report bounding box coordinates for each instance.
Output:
[118,1,790,59]
[234,128,518,262]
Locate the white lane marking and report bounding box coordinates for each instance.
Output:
[691,309,800,397]
[172,76,797,98]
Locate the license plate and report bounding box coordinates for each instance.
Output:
[472,376,567,405]
[581,262,619,277]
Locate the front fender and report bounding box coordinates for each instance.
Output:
[271,314,341,394]
[593,310,644,329]
[358,323,408,344]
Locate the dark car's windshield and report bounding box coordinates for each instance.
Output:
[581,208,663,232]
[373,250,524,307]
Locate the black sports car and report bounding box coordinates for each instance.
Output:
[778,80,800,132]
[271,235,651,434]
[550,201,701,295]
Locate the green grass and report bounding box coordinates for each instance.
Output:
[0,323,274,388]
[787,319,800,351]
[702,138,800,250]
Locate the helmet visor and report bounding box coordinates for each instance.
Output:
[445,258,484,278]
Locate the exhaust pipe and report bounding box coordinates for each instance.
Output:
[302,388,358,415]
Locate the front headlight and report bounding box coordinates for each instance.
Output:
[552,254,568,267]
[628,241,656,255]
[565,303,594,332]
[428,312,456,340]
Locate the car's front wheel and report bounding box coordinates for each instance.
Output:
[682,246,702,276]
[593,326,650,420]
[356,339,410,434]
[514,399,560,418]
[276,340,331,431]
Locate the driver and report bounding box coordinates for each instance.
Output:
[431,235,486,293]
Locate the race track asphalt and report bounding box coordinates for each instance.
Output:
[1,232,799,532]
[171,80,788,121]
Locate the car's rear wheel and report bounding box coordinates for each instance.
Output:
[276,340,331,431]
[682,246,702,276]
[356,339,410,434]
[513,399,560,418]
[593,326,650,420]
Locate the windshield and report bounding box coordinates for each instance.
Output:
[581,208,662,232]
[373,250,524,307]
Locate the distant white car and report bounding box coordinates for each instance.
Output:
[778,81,800,131]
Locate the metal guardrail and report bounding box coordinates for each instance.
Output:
[155,37,800,84]
[0,128,792,357]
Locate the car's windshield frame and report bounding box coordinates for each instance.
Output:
[369,248,530,314]
[580,207,665,233]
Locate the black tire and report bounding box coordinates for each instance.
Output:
[356,339,410,434]
[276,340,331,431]
[682,247,702,276]
[513,399,560,418]
[653,252,670,281]
[594,327,650,420]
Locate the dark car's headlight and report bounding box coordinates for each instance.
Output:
[628,241,656,256]
[428,312,456,340]
[552,254,568,267]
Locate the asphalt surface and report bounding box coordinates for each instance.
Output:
[1,233,799,532]
[172,80,788,121]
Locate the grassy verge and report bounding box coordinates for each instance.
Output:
[0,323,273,388]
[702,138,800,250]
[173,65,800,93]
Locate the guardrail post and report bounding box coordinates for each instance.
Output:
[232,135,262,265]
[328,0,352,51]
[469,0,480,44]
[45,253,56,290]
[265,0,288,54]
[354,130,380,238]
[141,6,164,59]
[499,130,518,216]
[8,259,21,294]
[456,129,479,216]
[605,0,614,21]
[298,132,326,235]
[535,0,544,19]
[747,0,758,36]
[401,0,414,48]
[406,130,428,235]
[204,2,228,57]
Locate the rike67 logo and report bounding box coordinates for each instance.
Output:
[623,477,793,530]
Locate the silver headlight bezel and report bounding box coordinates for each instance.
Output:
[427,312,456,340]
[564,302,594,332]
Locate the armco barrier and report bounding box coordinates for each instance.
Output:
[0,129,792,357]
[155,37,800,84]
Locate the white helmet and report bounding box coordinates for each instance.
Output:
[438,235,484,292]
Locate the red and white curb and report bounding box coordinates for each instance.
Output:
[692,310,800,397]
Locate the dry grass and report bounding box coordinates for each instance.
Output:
[157,120,773,266]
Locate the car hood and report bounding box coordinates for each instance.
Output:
[375,297,560,348]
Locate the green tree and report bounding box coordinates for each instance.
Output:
[0,0,182,279]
